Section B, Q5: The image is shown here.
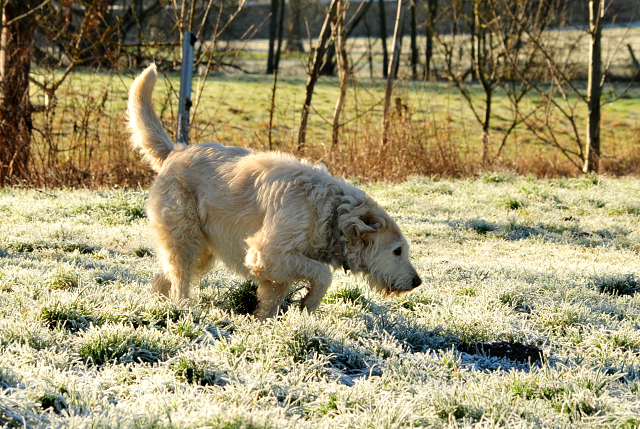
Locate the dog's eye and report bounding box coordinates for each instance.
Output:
[393,247,402,256]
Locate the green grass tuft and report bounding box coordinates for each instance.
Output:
[40,299,98,332]
[77,324,182,365]
[503,197,524,210]
[594,274,640,296]
[46,267,79,290]
[38,393,68,414]
[172,356,228,386]
[221,280,259,315]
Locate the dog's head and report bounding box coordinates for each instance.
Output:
[337,197,422,294]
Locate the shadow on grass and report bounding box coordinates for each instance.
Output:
[439,217,634,249]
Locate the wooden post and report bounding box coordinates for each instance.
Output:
[176,31,196,145]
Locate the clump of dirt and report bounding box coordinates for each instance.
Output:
[458,341,544,364]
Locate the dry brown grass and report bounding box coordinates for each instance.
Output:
[21,71,640,188]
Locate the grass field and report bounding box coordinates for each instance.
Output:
[1,175,640,427]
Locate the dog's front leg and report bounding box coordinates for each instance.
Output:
[300,265,332,314]
[294,258,332,314]
[247,245,332,318]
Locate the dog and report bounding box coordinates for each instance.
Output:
[127,64,422,320]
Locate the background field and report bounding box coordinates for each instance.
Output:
[29,59,640,187]
[1,175,640,428]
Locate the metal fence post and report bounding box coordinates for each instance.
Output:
[176,31,197,145]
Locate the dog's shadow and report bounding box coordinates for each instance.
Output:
[199,278,544,383]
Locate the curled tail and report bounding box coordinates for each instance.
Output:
[127,64,185,172]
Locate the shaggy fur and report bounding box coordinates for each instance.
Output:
[127,64,422,320]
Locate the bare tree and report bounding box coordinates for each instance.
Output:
[321,0,373,76]
[286,0,305,52]
[424,0,437,78]
[297,0,339,151]
[0,0,41,185]
[431,0,563,165]
[378,0,389,77]
[489,0,636,174]
[0,0,248,187]
[331,0,349,158]
[584,0,604,173]
[382,0,406,146]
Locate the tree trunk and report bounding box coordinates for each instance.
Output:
[584,0,603,174]
[268,69,278,150]
[0,1,36,185]
[425,0,436,79]
[321,0,373,76]
[286,0,305,53]
[410,0,418,79]
[267,0,280,73]
[274,0,286,70]
[470,7,476,82]
[473,0,492,164]
[297,0,339,152]
[320,43,337,76]
[388,0,405,79]
[135,0,143,67]
[378,0,389,77]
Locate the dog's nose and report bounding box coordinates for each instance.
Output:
[412,276,422,288]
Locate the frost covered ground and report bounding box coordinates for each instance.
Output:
[1,174,639,428]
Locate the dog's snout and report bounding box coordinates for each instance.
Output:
[412,276,422,289]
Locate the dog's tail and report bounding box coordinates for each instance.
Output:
[127,64,185,172]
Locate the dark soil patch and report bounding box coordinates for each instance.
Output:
[458,341,544,364]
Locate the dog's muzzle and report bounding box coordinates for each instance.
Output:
[389,275,422,293]
[412,275,422,289]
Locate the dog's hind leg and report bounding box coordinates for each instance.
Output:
[254,280,290,321]
[192,249,216,287]
[151,223,211,302]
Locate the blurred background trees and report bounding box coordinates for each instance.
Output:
[0,0,639,186]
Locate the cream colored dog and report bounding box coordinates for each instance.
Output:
[127,64,421,320]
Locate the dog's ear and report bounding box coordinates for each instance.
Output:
[340,203,385,242]
[359,210,384,234]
